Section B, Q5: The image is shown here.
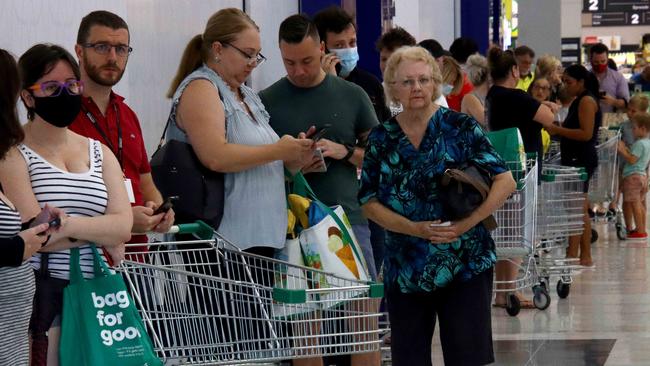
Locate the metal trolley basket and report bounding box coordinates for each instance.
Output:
[588,128,620,205]
[118,222,384,365]
[535,164,588,299]
[492,158,548,316]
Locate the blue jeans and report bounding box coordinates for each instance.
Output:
[351,224,377,281]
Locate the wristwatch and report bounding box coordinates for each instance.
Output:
[342,144,355,162]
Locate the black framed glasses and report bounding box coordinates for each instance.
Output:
[83,43,133,57]
[223,42,266,67]
[29,80,84,97]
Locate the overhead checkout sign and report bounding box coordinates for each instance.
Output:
[582,0,650,26]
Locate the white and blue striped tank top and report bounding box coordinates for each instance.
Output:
[18,138,109,280]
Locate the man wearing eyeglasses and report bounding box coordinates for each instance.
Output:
[70,10,174,258]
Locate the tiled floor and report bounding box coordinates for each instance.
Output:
[427,222,650,365]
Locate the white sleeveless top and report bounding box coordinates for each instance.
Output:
[19,139,109,280]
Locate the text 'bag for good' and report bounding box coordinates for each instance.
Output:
[59,245,161,366]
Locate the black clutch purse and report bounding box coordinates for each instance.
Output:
[438,163,497,231]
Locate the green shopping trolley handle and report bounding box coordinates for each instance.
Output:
[541,173,555,182]
[169,221,214,240]
[272,282,385,304]
[540,172,588,182]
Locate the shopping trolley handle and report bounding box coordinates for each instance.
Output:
[167,220,214,240]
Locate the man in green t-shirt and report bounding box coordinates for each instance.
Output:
[259,14,379,281]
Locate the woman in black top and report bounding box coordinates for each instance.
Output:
[546,65,601,267]
[486,47,556,308]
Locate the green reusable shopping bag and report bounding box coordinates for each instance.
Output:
[486,127,527,174]
[59,245,162,366]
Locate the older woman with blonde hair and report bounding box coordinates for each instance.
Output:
[359,46,515,366]
[535,54,563,100]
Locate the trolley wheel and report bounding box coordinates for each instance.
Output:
[506,293,521,316]
[616,225,627,241]
[556,280,571,299]
[539,279,549,292]
[590,228,598,244]
[532,286,551,310]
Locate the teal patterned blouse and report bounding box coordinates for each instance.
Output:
[358,107,508,293]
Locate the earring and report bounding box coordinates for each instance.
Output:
[215,56,221,64]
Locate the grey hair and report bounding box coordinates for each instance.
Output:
[465,54,489,86]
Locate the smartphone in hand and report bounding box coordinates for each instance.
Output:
[311,124,332,142]
[312,148,328,173]
[31,205,57,236]
[153,196,178,215]
[31,205,56,227]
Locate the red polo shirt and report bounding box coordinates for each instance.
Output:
[70,92,151,248]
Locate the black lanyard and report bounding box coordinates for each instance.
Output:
[82,104,122,168]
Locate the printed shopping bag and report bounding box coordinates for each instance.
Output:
[486,127,526,175]
[60,245,162,366]
[290,173,370,283]
[272,238,320,318]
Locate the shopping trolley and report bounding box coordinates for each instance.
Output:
[118,222,384,365]
[544,140,561,164]
[492,158,548,316]
[588,128,620,212]
[535,164,588,299]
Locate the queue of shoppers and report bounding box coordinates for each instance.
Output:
[1,4,645,366]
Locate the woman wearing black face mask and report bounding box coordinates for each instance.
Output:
[0,44,132,364]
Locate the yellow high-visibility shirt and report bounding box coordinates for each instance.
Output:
[516,72,535,92]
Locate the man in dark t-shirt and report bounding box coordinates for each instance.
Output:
[260,15,380,365]
[260,14,379,276]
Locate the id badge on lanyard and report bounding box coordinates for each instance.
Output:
[84,104,134,203]
[124,177,136,203]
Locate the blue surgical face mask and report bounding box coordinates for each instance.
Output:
[330,47,359,77]
[442,83,454,96]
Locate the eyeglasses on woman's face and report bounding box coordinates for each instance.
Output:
[223,42,266,67]
[28,80,84,97]
[395,76,434,89]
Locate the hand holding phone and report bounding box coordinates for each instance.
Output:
[31,204,65,237]
[321,53,340,75]
[312,148,328,173]
[153,196,178,215]
[31,205,54,227]
[311,124,332,142]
